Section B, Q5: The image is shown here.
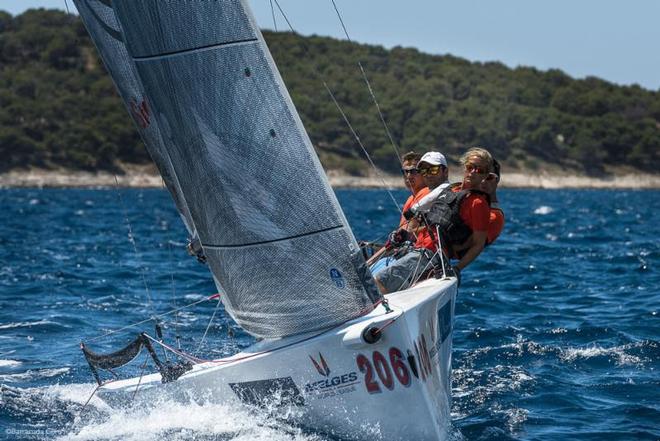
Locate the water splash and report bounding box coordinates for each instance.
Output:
[1,384,325,441]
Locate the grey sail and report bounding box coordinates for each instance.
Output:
[73,0,197,239]
[74,0,381,338]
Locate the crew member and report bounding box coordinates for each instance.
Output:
[451,158,504,263]
[375,147,494,293]
[369,151,429,274]
[408,151,450,252]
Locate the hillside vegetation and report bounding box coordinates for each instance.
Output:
[1,9,659,175]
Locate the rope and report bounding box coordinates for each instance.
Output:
[271,0,403,216]
[373,314,400,336]
[329,0,402,163]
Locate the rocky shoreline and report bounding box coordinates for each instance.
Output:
[1,168,659,189]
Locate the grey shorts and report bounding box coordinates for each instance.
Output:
[375,248,433,293]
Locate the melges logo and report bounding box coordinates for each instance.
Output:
[309,353,331,377]
[304,353,358,398]
[130,98,151,129]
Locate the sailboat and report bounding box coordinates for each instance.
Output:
[73,1,458,439]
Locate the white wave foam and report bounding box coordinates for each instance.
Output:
[0,319,56,330]
[534,206,554,215]
[549,328,568,334]
[560,343,645,365]
[0,367,69,383]
[0,359,21,368]
[452,364,535,411]
[495,406,528,435]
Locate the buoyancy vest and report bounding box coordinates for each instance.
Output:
[423,185,490,248]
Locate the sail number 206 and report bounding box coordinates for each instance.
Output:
[356,348,410,393]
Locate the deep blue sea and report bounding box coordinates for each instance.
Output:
[0,188,658,441]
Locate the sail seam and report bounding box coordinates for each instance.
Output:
[132,38,259,61]
[203,225,344,249]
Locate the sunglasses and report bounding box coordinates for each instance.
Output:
[401,168,420,176]
[465,163,487,175]
[419,166,443,176]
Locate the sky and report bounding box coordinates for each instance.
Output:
[2,0,659,91]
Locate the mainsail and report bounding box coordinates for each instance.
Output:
[74,0,381,338]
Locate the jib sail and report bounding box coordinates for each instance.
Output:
[74,0,381,338]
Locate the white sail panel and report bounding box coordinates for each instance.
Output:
[75,0,380,338]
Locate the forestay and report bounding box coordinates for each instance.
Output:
[74,0,381,338]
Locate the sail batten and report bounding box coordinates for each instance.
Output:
[203,225,344,250]
[74,0,381,338]
[132,38,259,61]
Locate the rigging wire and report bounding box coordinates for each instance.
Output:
[271,0,403,216]
[407,230,451,288]
[322,80,403,215]
[195,296,222,355]
[329,0,402,163]
[131,354,150,400]
[161,179,182,350]
[84,293,220,343]
[167,239,181,349]
[144,297,391,365]
[82,299,393,385]
[78,383,102,417]
[113,176,154,314]
[269,0,278,31]
[435,225,448,279]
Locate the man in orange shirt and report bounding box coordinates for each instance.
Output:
[399,151,431,227]
[369,151,429,274]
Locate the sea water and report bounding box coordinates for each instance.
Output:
[0,188,657,441]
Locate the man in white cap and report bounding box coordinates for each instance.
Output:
[374,151,450,294]
[416,151,450,196]
[405,151,451,236]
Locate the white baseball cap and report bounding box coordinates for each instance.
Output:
[418,151,447,167]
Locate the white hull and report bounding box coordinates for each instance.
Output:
[97,277,458,441]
